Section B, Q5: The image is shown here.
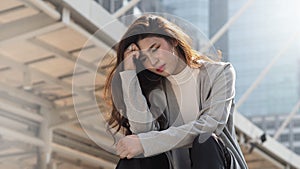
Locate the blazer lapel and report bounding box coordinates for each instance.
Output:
[163,79,185,127]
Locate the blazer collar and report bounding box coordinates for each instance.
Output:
[163,79,185,127]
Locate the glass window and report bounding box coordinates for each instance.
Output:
[293,120,300,128]
[280,134,289,142]
[294,134,300,140]
[294,147,300,155]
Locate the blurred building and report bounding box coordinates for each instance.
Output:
[228,0,300,117]
[160,0,210,35]
[95,0,123,13]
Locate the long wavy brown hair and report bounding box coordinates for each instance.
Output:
[104,14,213,135]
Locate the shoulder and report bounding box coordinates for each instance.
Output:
[199,60,234,73]
[198,60,236,82]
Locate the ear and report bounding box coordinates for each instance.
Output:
[172,39,178,47]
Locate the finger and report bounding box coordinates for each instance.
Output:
[131,50,139,59]
[125,43,139,54]
[119,151,128,159]
[126,44,133,51]
[124,48,134,56]
[131,44,140,59]
[124,48,132,56]
[116,147,122,155]
[124,45,133,57]
[116,144,126,155]
[131,43,139,51]
[125,43,136,53]
[124,50,139,60]
[116,147,127,156]
[116,138,124,147]
[116,141,123,154]
[126,154,134,159]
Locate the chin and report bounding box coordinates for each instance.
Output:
[160,71,170,77]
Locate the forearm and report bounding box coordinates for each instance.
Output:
[138,111,231,157]
[120,70,159,133]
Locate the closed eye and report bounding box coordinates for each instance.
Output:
[151,45,160,53]
[139,54,148,62]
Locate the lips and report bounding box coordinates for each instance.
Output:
[156,64,165,73]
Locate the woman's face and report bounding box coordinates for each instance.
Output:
[137,37,185,77]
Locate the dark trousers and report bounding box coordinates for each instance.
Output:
[190,136,229,169]
[116,136,229,169]
[116,153,169,169]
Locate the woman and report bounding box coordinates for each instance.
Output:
[104,14,248,169]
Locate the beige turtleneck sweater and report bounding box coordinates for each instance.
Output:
[166,66,200,123]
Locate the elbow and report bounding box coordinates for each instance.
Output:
[129,122,159,134]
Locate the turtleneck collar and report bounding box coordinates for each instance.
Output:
[166,65,194,85]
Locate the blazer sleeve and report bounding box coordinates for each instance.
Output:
[119,70,163,134]
[138,63,236,157]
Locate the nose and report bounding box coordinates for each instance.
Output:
[148,56,159,65]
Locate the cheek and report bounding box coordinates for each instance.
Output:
[142,64,157,74]
[142,61,155,70]
[159,50,169,58]
[169,55,179,66]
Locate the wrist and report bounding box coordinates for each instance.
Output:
[124,63,136,70]
[123,55,137,70]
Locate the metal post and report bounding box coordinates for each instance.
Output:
[48,161,57,169]
[37,107,53,169]
[62,8,70,25]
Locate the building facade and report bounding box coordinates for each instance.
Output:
[249,113,300,155]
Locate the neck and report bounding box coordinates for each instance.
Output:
[172,52,187,75]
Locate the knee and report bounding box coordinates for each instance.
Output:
[191,135,220,159]
[190,135,226,169]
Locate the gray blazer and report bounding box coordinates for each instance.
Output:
[119,61,248,169]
